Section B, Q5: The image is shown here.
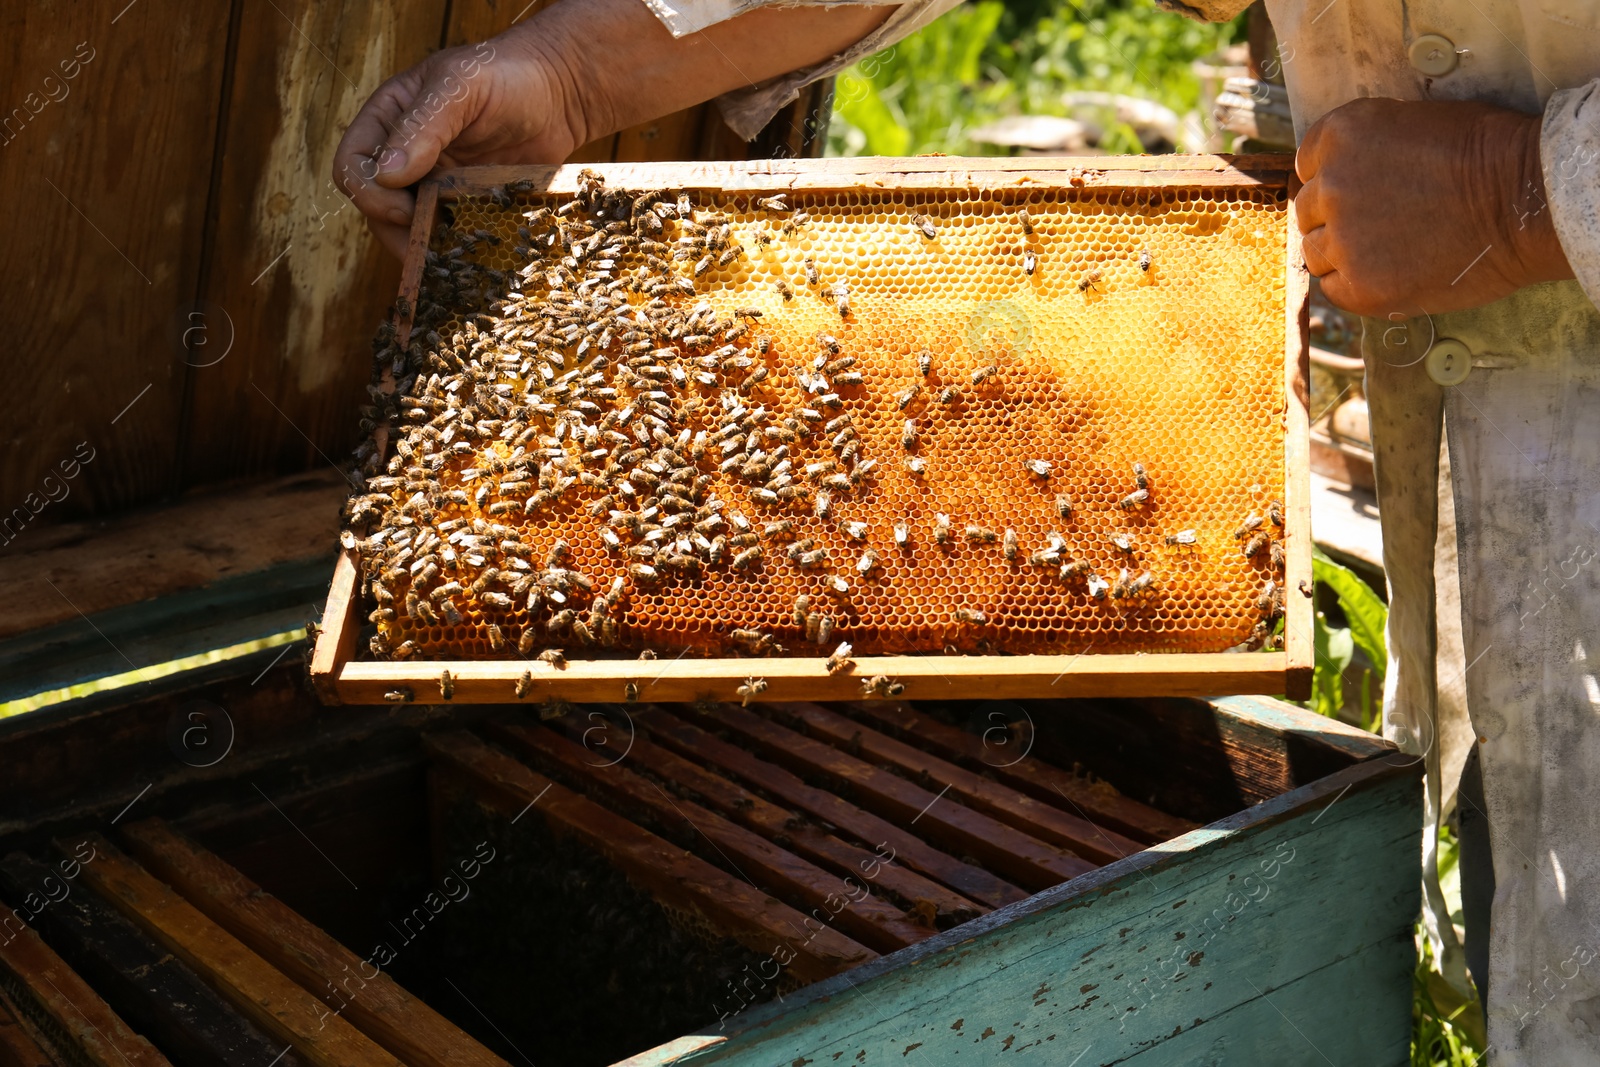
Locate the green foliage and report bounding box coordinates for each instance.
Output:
[1412,826,1487,1064]
[1314,547,1388,672]
[827,0,1244,158]
[1310,607,1353,720]
[1311,547,1388,729]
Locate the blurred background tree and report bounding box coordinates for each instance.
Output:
[826,0,1248,158]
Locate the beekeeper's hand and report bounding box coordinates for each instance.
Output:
[334,0,892,258]
[1296,97,1573,318]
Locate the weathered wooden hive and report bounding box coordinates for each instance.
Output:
[0,655,1419,1066]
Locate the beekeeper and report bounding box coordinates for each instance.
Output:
[1178,5,1600,1065]
[335,1,1600,1061]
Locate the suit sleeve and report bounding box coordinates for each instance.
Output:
[638,0,967,140]
[1543,82,1600,309]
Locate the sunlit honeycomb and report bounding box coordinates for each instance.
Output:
[348,174,1290,661]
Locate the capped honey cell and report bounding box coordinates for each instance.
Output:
[348,174,1289,660]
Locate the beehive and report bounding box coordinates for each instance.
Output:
[315,157,1310,705]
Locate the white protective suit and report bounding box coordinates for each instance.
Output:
[648,2,1600,1062]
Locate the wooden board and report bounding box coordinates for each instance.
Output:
[0,851,305,1067]
[633,707,1026,910]
[837,700,1200,844]
[310,154,1311,705]
[0,0,230,521]
[679,704,1097,891]
[64,834,404,1067]
[0,990,58,1067]
[423,730,877,984]
[486,719,930,953]
[757,701,1148,865]
[118,818,509,1067]
[179,0,443,492]
[0,893,170,1067]
[563,724,986,924]
[0,470,344,643]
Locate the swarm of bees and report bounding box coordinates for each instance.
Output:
[343,170,1292,672]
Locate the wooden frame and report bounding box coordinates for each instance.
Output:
[312,156,1312,706]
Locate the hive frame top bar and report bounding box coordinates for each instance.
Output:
[312,154,1311,706]
[431,154,1298,197]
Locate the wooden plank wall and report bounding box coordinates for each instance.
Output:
[2,0,830,526]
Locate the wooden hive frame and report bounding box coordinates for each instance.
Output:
[311,155,1311,706]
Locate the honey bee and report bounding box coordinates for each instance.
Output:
[826,641,855,674]
[1234,513,1264,539]
[437,670,455,700]
[731,628,775,655]
[939,386,961,405]
[857,550,880,575]
[1139,249,1153,272]
[814,491,832,519]
[894,520,910,547]
[826,575,849,595]
[1118,488,1149,510]
[804,257,820,286]
[933,512,952,545]
[1003,528,1019,561]
[902,419,917,450]
[1112,534,1134,552]
[844,521,869,540]
[757,195,788,212]
[1019,207,1034,235]
[835,371,864,387]
[917,349,932,377]
[624,680,640,701]
[776,279,794,301]
[896,384,921,410]
[971,364,999,386]
[816,613,835,645]
[717,244,743,267]
[798,548,828,568]
[736,677,769,706]
[1077,270,1103,293]
[628,562,660,583]
[1024,459,1052,478]
[964,526,997,544]
[1242,532,1269,558]
[694,254,712,276]
[793,594,813,627]
[1060,559,1089,579]
[1268,499,1285,527]
[1133,462,1148,489]
[1087,574,1110,599]
[861,675,905,698]
[383,688,414,704]
[1165,529,1198,546]
[1055,494,1073,519]
[732,545,763,570]
[538,648,568,670]
[906,457,927,475]
[913,213,937,240]
[955,608,987,624]
[831,281,850,318]
[1023,250,1037,276]
[1270,542,1286,570]
[515,670,534,699]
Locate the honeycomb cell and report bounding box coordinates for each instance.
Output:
[349,175,1290,661]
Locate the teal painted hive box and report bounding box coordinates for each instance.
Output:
[0,646,1418,1067]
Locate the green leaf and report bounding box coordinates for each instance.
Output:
[1311,610,1353,719]
[1313,547,1388,676]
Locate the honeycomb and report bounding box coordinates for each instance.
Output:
[348,170,1290,662]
